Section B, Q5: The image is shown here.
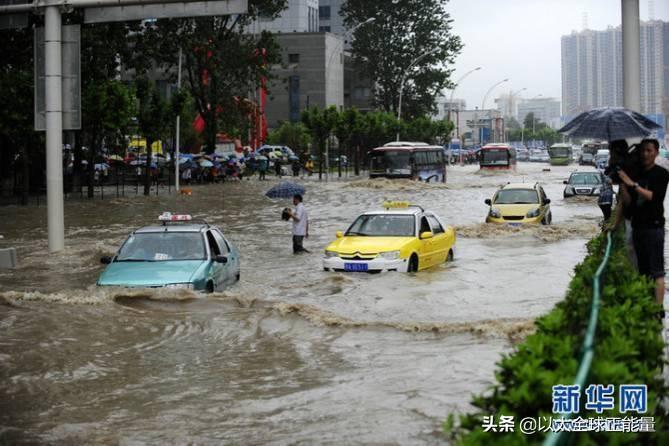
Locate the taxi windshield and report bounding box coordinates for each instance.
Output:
[116,232,206,261]
[346,214,415,237]
[494,189,539,204]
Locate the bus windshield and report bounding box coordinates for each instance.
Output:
[370,151,411,171]
[550,147,571,157]
[481,149,509,165]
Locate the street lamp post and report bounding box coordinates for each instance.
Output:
[480,78,508,145]
[396,47,440,141]
[447,66,482,125]
[447,67,482,165]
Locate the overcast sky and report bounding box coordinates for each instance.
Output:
[446,0,669,110]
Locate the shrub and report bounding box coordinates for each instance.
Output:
[445,229,668,445]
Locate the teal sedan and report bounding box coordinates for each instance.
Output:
[97,216,240,292]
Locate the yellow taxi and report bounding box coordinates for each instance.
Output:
[485,183,552,225]
[323,202,456,273]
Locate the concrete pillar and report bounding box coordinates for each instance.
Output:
[621,0,641,111]
[45,6,65,252]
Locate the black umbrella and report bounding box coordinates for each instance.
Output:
[558,107,662,141]
[265,181,306,199]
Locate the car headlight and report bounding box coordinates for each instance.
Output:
[489,208,501,218]
[378,250,400,260]
[164,283,194,289]
[565,186,574,193]
[324,250,338,258]
[526,208,541,218]
[592,187,600,194]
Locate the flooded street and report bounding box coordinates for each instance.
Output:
[1,163,602,444]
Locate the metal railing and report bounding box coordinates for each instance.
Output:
[543,231,614,446]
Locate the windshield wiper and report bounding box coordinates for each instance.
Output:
[116,258,149,262]
[346,232,368,236]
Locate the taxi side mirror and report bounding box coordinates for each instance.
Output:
[215,255,228,264]
[336,231,343,238]
[484,199,491,206]
[563,180,568,184]
[420,231,434,240]
[100,256,112,264]
[544,199,551,205]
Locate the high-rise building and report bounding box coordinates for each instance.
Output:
[318,0,345,35]
[518,98,562,129]
[495,91,525,119]
[561,20,669,120]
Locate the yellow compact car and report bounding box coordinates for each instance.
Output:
[485,183,552,225]
[323,202,456,273]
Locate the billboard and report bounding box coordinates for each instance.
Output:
[84,0,248,23]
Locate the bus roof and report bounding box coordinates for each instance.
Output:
[371,144,443,152]
[481,143,512,149]
[383,141,430,147]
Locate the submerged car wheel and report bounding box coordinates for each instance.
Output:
[206,281,214,293]
[447,250,454,262]
[408,255,419,273]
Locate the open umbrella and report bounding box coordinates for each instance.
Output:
[558,107,662,140]
[199,159,214,168]
[265,181,306,199]
[107,154,124,162]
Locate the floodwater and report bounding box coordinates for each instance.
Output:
[1,163,603,444]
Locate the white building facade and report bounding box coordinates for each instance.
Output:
[251,0,319,33]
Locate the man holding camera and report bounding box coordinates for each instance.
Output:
[617,138,669,308]
[287,194,309,254]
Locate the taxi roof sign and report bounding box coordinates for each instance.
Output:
[383,201,410,209]
[159,212,192,222]
[383,201,425,212]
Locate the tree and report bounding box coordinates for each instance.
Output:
[301,106,339,180]
[334,108,366,176]
[135,79,184,195]
[138,1,287,152]
[266,121,312,154]
[81,80,136,197]
[506,116,521,130]
[342,0,462,118]
[80,20,141,197]
[522,112,547,132]
[404,116,453,145]
[0,27,39,204]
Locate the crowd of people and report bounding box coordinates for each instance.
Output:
[179,155,316,185]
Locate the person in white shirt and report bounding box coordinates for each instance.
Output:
[288,193,309,254]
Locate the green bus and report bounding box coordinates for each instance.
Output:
[548,143,573,165]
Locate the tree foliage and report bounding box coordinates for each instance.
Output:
[267,121,312,153]
[138,0,287,152]
[342,0,462,118]
[301,106,339,179]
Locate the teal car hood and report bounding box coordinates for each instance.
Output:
[97,260,208,287]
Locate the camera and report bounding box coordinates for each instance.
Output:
[281,208,291,221]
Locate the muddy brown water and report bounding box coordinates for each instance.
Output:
[1,164,606,444]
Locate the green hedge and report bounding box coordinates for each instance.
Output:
[445,229,668,445]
